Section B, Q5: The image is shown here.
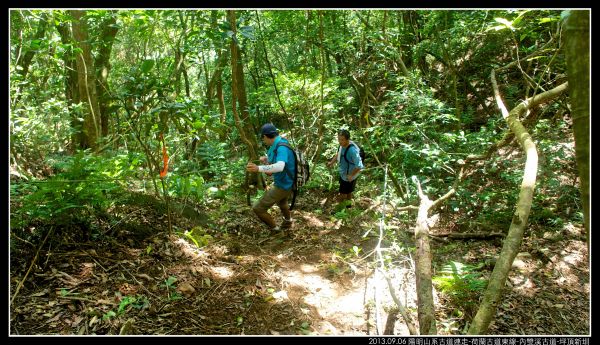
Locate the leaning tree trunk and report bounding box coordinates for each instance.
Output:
[564,10,590,249]
[467,72,568,334]
[70,10,102,151]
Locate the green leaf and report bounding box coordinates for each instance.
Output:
[165,276,177,287]
[193,120,204,129]
[539,17,557,24]
[102,310,116,320]
[239,26,255,40]
[29,39,42,50]
[493,17,514,30]
[512,10,529,27]
[141,59,155,73]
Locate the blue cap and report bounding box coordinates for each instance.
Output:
[260,123,278,136]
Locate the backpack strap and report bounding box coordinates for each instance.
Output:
[343,143,358,175]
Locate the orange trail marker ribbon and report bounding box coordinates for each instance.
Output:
[159,133,169,179]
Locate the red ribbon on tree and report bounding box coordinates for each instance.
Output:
[159,133,169,179]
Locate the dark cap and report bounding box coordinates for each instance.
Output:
[260,123,278,136]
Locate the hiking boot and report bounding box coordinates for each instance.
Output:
[281,218,293,229]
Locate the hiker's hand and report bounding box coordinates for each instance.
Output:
[259,156,268,164]
[246,162,259,173]
[327,160,335,168]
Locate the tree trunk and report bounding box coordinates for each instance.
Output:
[227,10,260,162]
[70,10,101,150]
[56,20,82,151]
[311,11,326,163]
[467,73,568,334]
[207,11,228,141]
[412,178,437,335]
[94,11,119,137]
[564,10,590,248]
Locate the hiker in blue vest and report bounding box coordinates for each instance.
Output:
[327,129,364,208]
[246,123,294,233]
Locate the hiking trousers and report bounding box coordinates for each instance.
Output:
[252,186,292,228]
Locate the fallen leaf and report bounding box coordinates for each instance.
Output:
[119,283,139,295]
[89,315,98,327]
[72,315,84,327]
[177,282,196,297]
[47,313,62,323]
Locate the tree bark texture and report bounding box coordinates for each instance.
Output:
[55,20,82,150]
[564,10,590,248]
[94,11,119,137]
[412,178,437,335]
[70,10,102,150]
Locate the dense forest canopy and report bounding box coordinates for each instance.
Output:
[9,9,589,336]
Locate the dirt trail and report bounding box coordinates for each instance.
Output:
[9,192,589,335]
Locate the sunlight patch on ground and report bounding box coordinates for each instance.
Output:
[548,240,588,293]
[277,267,367,334]
[285,259,418,335]
[562,223,584,238]
[509,253,539,297]
[172,237,210,259]
[300,263,319,273]
[301,214,325,228]
[210,266,235,279]
[508,274,537,296]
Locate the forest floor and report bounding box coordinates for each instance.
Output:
[9,187,589,336]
